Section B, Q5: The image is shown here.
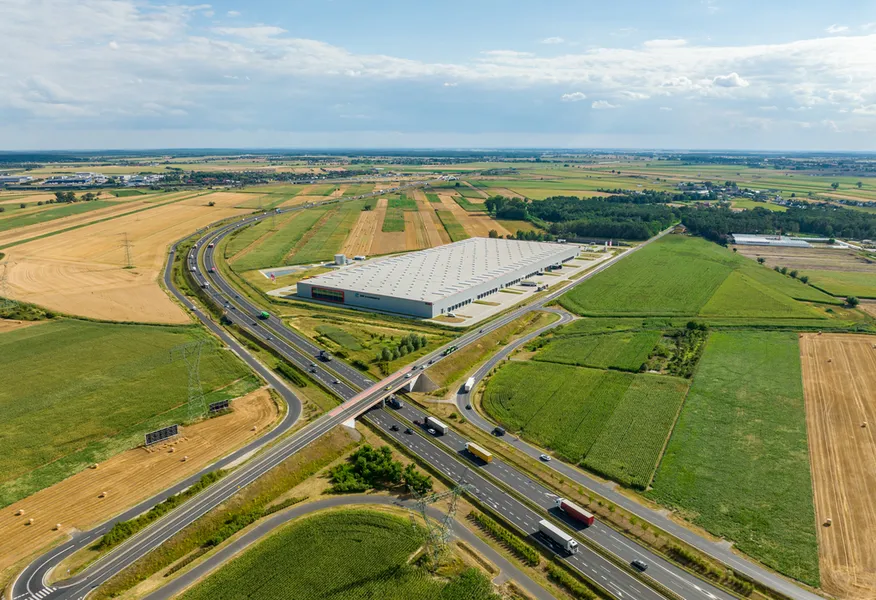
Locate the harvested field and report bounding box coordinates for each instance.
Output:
[4,201,246,322]
[0,192,204,248]
[0,388,278,574]
[861,301,876,318]
[403,210,428,250]
[369,198,407,255]
[328,185,347,198]
[280,195,326,207]
[734,245,876,274]
[181,192,251,208]
[0,193,56,205]
[341,204,381,257]
[437,194,510,238]
[800,333,876,599]
[412,189,448,246]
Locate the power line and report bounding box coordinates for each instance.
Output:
[409,474,470,571]
[170,340,207,421]
[122,232,134,269]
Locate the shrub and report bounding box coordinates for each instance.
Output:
[468,512,540,566]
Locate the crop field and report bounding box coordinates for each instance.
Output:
[4,196,245,322]
[648,331,819,585]
[436,210,469,242]
[482,361,687,483]
[425,192,443,203]
[806,270,876,298]
[698,270,826,318]
[453,196,488,212]
[560,235,840,321]
[0,200,118,233]
[179,510,498,600]
[0,320,254,507]
[533,330,661,372]
[290,201,366,264]
[0,388,275,573]
[231,208,329,271]
[800,334,876,599]
[730,198,788,211]
[583,375,689,488]
[225,213,292,259]
[559,236,737,316]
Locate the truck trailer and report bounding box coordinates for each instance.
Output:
[463,377,475,393]
[425,416,448,435]
[538,520,579,555]
[465,442,493,463]
[555,498,596,526]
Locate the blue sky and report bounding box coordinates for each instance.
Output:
[2,0,876,150]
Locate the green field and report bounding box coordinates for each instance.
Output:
[730,198,788,212]
[315,324,363,350]
[388,194,417,211]
[806,269,876,298]
[381,195,417,232]
[534,330,661,372]
[647,331,818,585]
[426,193,442,203]
[180,510,499,600]
[453,196,487,212]
[225,212,294,259]
[483,362,687,486]
[0,320,255,507]
[0,201,118,233]
[291,201,366,264]
[231,208,329,271]
[456,185,487,199]
[436,210,469,242]
[109,189,147,197]
[560,235,837,320]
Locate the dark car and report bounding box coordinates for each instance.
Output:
[390,424,399,432]
[631,559,648,572]
[404,428,413,435]
[493,426,506,436]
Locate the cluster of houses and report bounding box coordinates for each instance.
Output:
[0,172,162,188]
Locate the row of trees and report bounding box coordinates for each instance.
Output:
[374,332,428,363]
[52,191,100,203]
[681,205,876,243]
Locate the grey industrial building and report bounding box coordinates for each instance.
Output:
[296,237,579,318]
[731,234,813,248]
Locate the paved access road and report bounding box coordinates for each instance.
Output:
[143,494,555,600]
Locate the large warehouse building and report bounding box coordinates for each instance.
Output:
[297,237,579,318]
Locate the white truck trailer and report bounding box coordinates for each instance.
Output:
[538,520,579,554]
[463,377,475,393]
[425,416,448,435]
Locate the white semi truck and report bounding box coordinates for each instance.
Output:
[538,520,579,555]
[463,377,475,393]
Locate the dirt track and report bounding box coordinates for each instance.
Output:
[800,333,876,599]
[0,319,46,334]
[4,201,246,323]
[0,389,278,574]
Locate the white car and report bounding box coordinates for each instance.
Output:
[405,373,413,379]
[427,428,437,435]
[539,454,551,462]
[332,379,340,385]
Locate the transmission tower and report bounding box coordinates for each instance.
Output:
[170,340,207,421]
[0,259,18,311]
[122,232,134,269]
[409,475,470,571]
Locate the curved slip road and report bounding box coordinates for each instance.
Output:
[142,495,556,600]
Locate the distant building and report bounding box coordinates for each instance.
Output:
[731,234,812,248]
[0,175,33,185]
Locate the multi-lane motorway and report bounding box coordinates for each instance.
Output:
[11,199,814,600]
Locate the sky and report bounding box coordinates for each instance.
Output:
[2,0,876,151]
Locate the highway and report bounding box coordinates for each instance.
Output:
[11,203,813,600]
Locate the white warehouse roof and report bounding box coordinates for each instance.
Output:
[300,237,575,303]
[731,234,812,248]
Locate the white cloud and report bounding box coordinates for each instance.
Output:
[227,10,241,17]
[659,106,672,111]
[852,105,876,115]
[561,92,587,102]
[643,39,688,48]
[826,24,849,34]
[108,41,119,50]
[541,37,564,45]
[712,72,749,87]
[758,105,779,110]
[702,0,719,14]
[443,82,458,87]
[592,100,619,109]
[619,91,649,100]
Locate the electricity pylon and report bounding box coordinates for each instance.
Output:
[170,340,207,421]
